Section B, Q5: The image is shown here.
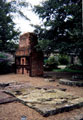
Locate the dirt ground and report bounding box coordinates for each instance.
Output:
[0,73,83,120]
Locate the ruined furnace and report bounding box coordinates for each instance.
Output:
[15,32,43,76]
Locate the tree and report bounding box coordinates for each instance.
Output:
[33,0,82,64]
[0,0,29,52]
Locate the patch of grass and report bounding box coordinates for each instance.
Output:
[53,68,83,73]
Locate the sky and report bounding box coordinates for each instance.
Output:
[13,0,44,34]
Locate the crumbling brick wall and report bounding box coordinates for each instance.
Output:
[15,32,43,76]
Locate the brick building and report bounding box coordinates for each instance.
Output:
[15,32,43,76]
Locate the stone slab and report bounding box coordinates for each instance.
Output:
[0,91,17,104]
[59,79,83,87]
[5,88,83,117]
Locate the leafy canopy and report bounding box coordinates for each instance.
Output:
[33,0,82,52]
[33,0,82,64]
[0,0,29,52]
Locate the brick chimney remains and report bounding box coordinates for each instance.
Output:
[15,32,43,76]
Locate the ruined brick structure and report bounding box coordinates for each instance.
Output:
[15,32,43,76]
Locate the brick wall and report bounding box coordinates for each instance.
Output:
[15,32,43,76]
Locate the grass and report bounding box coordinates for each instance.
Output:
[53,67,83,73]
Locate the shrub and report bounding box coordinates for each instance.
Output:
[58,55,69,65]
[44,56,59,71]
[0,52,14,74]
[0,53,7,59]
[0,60,11,74]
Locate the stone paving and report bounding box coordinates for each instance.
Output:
[0,91,17,104]
[0,74,83,119]
[5,87,83,117]
[59,79,83,87]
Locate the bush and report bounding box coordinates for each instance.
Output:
[44,56,59,71]
[0,60,11,74]
[58,55,69,65]
[0,52,14,74]
[0,53,7,58]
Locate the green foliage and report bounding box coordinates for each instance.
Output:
[53,67,83,73]
[0,60,11,74]
[44,56,59,71]
[33,0,82,63]
[58,55,69,65]
[5,41,19,53]
[0,53,7,59]
[47,56,57,64]
[53,64,83,73]
[0,0,29,52]
[10,0,30,20]
[0,52,13,74]
[0,0,20,51]
[38,39,52,55]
